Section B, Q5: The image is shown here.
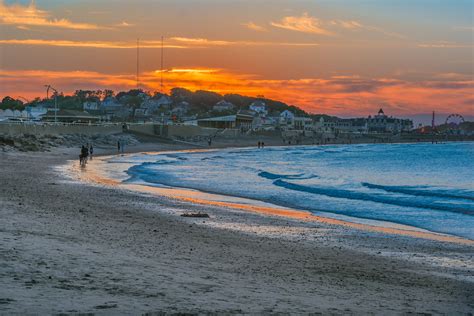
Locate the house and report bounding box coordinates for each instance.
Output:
[213,100,235,112]
[171,101,191,117]
[83,101,100,111]
[100,97,131,121]
[140,95,172,115]
[293,117,313,131]
[25,106,48,120]
[249,100,267,115]
[280,110,295,121]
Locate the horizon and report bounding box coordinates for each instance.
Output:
[1,0,473,118]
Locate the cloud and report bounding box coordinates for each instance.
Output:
[0,0,100,30]
[271,14,404,39]
[331,20,405,39]
[0,38,319,49]
[331,20,363,30]
[0,39,188,49]
[418,41,473,48]
[242,22,267,32]
[1,69,472,117]
[169,37,319,47]
[116,21,134,27]
[271,13,334,36]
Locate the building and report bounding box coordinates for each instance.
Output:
[100,97,131,121]
[83,101,100,111]
[213,100,235,112]
[41,109,100,123]
[293,117,313,131]
[171,101,191,117]
[140,95,172,115]
[197,112,254,131]
[249,100,267,116]
[367,108,413,133]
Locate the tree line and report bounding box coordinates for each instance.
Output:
[1,87,309,117]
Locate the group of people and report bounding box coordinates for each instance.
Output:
[257,141,265,148]
[79,144,93,166]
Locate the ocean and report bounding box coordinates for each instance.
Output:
[119,142,474,240]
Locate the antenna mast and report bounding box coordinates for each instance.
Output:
[136,38,140,89]
[160,36,164,93]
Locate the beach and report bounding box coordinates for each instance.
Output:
[1,143,473,314]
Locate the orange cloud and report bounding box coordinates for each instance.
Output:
[242,22,267,32]
[0,37,318,49]
[0,39,187,49]
[0,0,100,30]
[271,13,334,36]
[1,68,472,116]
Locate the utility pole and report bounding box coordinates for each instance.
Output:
[137,38,140,90]
[161,36,164,93]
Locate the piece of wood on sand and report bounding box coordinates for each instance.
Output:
[181,212,210,218]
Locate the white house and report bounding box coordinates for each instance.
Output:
[83,101,100,111]
[280,110,295,121]
[26,106,48,120]
[249,100,267,115]
[213,100,235,112]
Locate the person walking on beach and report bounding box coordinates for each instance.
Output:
[89,144,94,160]
[208,137,212,147]
[258,141,261,148]
[261,142,265,148]
[117,140,121,154]
[120,139,125,154]
[80,145,89,166]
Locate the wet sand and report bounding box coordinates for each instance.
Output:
[0,144,473,314]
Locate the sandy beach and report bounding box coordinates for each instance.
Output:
[1,142,473,314]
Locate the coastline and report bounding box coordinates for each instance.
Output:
[1,143,473,314]
[75,150,474,245]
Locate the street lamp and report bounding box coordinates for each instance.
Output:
[45,85,58,123]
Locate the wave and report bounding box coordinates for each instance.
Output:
[362,183,474,201]
[258,171,317,180]
[274,180,474,215]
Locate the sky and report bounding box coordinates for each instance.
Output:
[0,0,473,120]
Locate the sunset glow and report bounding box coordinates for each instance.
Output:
[0,0,472,117]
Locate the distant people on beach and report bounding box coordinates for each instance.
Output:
[79,145,89,166]
[258,141,261,148]
[89,144,94,160]
[208,137,212,147]
[261,142,264,148]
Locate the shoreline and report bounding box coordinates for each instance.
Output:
[72,148,474,246]
[1,144,473,314]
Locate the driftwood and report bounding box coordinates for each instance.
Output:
[181,212,210,218]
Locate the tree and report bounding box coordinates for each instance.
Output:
[1,96,24,110]
[170,87,193,103]
[191,90,222,111]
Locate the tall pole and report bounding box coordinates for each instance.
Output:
[136,38,140,90]
[161,36,164,93]
[54,93,58,124]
